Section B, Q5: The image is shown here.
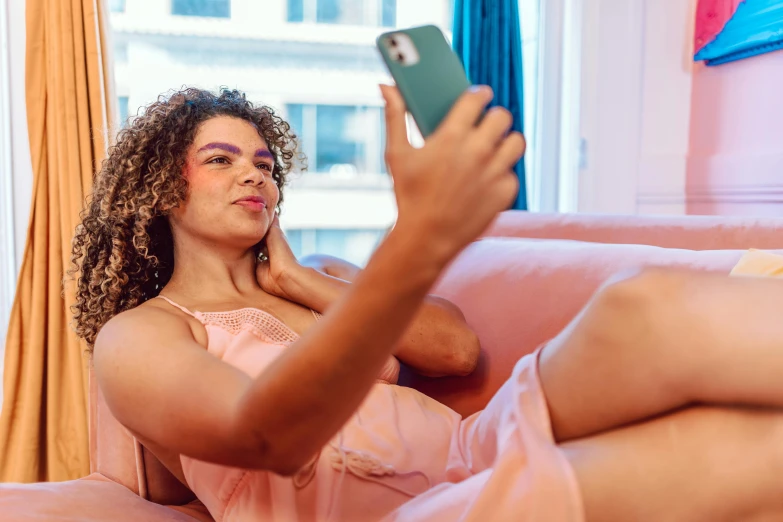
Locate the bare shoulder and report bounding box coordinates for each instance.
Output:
[95,298,204,360]
[99,299,185,339]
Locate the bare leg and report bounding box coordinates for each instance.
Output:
[564,405,783,522]
[539,269,783,442]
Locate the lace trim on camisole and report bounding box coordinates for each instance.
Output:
[155,295,321,345]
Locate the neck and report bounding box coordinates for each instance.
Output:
[164,234,261,305]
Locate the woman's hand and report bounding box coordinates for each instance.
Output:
[256,215,303,301]
[380,84,524,266]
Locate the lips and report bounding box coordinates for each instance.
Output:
[233,195,267,212]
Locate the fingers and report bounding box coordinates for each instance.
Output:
[498,171,521,208]
[485,131,526,175]
[262,216,284,247]
[475,106,514,145]
[436,85,493,138]
[380,84,410,156]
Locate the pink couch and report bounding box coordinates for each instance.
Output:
[2,211,783,521]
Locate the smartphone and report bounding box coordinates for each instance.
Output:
[376,25,472,138]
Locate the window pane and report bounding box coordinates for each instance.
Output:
[118,96,129,127]
[287,0,304,22]
[286,229,304,258]
[172,0,231,18]
[315,105,365,174]
[110,0,126,13]
[286,104,303,138]
[381,0,396,27]
[317,0,355,24]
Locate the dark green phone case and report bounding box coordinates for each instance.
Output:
[377,25,472,138]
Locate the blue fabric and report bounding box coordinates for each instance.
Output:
[695,0,783,66]
[453,0,528,210]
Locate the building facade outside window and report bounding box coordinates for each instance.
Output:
[109,0,539,265]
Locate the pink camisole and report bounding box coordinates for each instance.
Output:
[155,295,584,522]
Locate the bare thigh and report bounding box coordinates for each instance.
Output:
[539,270,783,442]
[563,406,783,522]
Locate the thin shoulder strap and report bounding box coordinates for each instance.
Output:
[155,295,198,318]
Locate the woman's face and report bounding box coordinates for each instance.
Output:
[169,115,280,251]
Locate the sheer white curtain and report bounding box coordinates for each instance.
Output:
[0,0,34,403]
[0,0,16,376]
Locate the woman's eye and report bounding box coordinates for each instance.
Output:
[209,157,229,164]
[257,163,272,171]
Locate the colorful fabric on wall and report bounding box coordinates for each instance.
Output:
[695,0,783,65]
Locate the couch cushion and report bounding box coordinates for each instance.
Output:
[0,473,211,522]
[404,238,782,417]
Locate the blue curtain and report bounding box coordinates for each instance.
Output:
[453,0,527,210]
[695,0,783,66]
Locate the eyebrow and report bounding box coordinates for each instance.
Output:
[197,142,275,162]
[255,149,274,161]
[197,142,241,155]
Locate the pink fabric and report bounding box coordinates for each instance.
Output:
[413,238,783,417]
[160,299,583,521]
[483,211,783,250]
[14,212,783,521]
[694,0,743,54]
[0,473,211,522]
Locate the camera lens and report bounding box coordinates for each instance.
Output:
[389,37,398,47]
[396,53,405,62]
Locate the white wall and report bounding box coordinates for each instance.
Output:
[574,0,697,215]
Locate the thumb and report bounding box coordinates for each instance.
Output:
[380,84,410,156]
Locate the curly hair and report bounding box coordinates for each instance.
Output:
[70,87,303,350]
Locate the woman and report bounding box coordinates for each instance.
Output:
[74,86,783,521]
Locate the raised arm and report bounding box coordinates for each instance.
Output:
[96,84,523,476]
[298,253,480,377]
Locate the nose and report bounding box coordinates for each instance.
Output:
[241,164,265,186]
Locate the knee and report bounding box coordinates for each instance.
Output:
[582,268,692,359]
[590,268,687,325]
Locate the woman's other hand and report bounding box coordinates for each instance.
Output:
[256,215,302,300]
[380,84,524,267]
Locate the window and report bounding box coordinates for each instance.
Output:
[288,0,396,27]
[172,0,231,18]
[287,104,385,175]
[109,0,538,266]
[286,229,386,266]
[109,0,126,13]
[118,96,129,127]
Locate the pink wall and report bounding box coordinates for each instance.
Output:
[687,50,783,215]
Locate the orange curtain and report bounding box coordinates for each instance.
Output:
[0,0,115,482]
